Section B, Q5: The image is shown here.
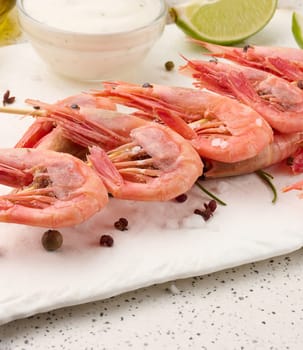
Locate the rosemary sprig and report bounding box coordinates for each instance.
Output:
[195,180,227,206]
[255,169,277,203]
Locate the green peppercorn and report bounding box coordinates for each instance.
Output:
[41,229,63,251]
[165,61,175,71]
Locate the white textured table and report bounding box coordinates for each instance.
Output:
[1,249,303,349]
[1,1,303,349]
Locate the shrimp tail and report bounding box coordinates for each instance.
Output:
[87,146,123,193]
[15,119,55,148]
[154,108,196,140]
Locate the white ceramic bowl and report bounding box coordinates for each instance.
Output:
[17,0,167,81]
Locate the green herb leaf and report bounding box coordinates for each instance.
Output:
[195,181,227,206]
[256,169,277,203]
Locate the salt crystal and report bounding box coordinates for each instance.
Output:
[211,138,228,149]
[131,146,141,154]
[211,138,221,147]
[255,118,263,127]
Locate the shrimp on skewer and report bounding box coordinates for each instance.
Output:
[0,148,108,228]
[0,103,202,201]
[191,39,303,82]
[95,81,273,163]
[180,58,303,133]
[204,132,303,178]
[88,123,203,201]
[22,99,148,151]
[14,92,117,149]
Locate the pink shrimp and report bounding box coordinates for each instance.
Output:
[204,132,303,178]
[87,123,203,201]
[180,58,303,133]
[15,92,117,148]
[95,81,273,163]
[191,39,303,82]
[3,98,202,201]
[0,148,108,228]
[14,99,148,152]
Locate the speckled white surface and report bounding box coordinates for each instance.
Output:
[1,250,303,349]
[1,1,303,348]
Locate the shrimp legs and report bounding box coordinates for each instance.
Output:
[95,81,273,163]
[0,148,108,227]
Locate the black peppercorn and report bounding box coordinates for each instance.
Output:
[41,229,63,251]
[165,61,175,71]
[114,217,128,231]
[100,234,114,247]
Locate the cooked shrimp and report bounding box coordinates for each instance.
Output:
[204,132,303,178]
[14,92,117,149]
[0,100,202,201]
[0,148,108,227]
[180,58,303,133]
[191,39,303,82]
[96,81,273,163]
[22,99,148,151]
[87,123,203,201]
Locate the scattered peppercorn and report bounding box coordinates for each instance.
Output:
[175,193,188,203]
[207,199,217,212]
[165,60,175,71]
[2,90,15,105]
[114,217,128,231]
[194,199,217,221]
[100,234,114,247]
[41,229,63,251]
[70,103,80,109]
[142,82,153,88]
[33,105,41,110]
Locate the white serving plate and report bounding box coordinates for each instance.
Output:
[0,8,302,325]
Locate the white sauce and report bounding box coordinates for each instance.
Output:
[23,0,163,33]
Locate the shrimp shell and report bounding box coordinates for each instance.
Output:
[96,81,273,163]
[180,58,303,133]
[204,132,303,178]
[88,123,203,201]
[191,39,303,82]
[0,148,108,228]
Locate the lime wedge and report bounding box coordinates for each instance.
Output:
[170,0,277,45]
[292,11,303,48]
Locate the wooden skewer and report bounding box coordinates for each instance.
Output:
[0,106,46,117]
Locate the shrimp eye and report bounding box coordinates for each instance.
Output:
[142,82,153,88]
[243,44,252,52]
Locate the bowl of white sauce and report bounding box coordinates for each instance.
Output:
[17,0,168,81]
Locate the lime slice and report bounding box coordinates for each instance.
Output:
[170,0,277,45]
[292,11,303,48]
